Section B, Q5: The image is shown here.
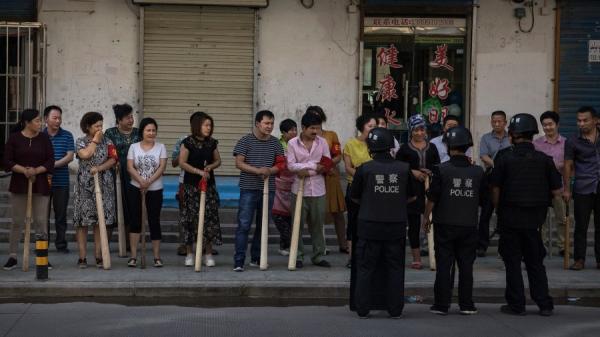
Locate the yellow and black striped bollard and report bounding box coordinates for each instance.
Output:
[35,239,49,280]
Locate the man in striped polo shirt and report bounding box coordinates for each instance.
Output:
[233,110,285,271]
[43,105,75,253]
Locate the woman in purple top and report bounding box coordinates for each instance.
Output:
[3,109,55,271]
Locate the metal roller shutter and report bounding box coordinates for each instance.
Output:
[142,5,255,175]
[134,0,267,6]
[558,0,600,136]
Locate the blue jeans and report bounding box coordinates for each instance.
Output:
[234,189,274,266]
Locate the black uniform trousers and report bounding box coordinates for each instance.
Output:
[433,224,478,311]
[354,237,406,317]
[498,225,553,312]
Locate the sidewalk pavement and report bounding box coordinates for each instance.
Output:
[0,243,599,305]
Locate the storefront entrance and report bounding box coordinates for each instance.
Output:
[362,17,468,140]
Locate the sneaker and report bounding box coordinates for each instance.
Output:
[95,258,103,268]
[204,255,216,267]
[295,260,303,269]
[47,262,53,270]
[128,258,137,268]
[78,258,87,269]
[3,257,17,270]
[459,308,478,315]
[153,258,163,268]
[233,265,244,272]
[430,306,448,316]
[539,308,553,316]
[389,314,402,319]
[249,259,259,267]
[278,249,290,256]
[184,254,194,267]
[314,260,331,268]
[358,313,370,319]
[500,305,526,316]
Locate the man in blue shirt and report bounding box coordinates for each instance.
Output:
[43,105,74,253]
[477,110,511,257]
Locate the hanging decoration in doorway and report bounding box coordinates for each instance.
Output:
[429,44,454,71]
[377,44,403,69]
[429,77,451,100]
[376,74,399,102]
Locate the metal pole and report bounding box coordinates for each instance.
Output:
[27,27,32,109]
[16,26,20,115]
[5,25,9,139]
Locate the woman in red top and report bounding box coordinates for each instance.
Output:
[3,109,55,270]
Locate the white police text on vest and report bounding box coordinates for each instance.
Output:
[375,185,400,193]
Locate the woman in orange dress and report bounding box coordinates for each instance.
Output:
[307,106,348,254]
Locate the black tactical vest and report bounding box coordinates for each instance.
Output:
[357,160,410,223]
[433,162,484,227]
[499,145,552,207]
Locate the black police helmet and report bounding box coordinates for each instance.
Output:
[444,126,473,148]
[367,127,394,153]
[508,113,539,135]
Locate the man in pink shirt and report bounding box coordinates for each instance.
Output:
[533,110,566,256]
[287,112,332,268]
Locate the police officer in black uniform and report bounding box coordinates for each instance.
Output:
[350,127,415,319]
[422,126,486,316]
[491,113,562,317]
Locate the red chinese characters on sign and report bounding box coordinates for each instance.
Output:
[429,44,454,71]
[384,108,402,126]
[377,75,399,102]
[429,77,451,100]
[377,45,403,69]
[428,108,440,124]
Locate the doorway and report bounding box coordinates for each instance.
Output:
[362,17,468,141]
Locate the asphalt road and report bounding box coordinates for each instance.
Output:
[1,303,599,337]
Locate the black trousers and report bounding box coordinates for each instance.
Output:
[477,196,494,251]
[407,213,421,249]
[354,237,406,317]
[345,184,359,241]
[47,185,69,250]
[498,226,553,312]
[126,185,163,240]
[433,224,478,311]
[573,189,600,263]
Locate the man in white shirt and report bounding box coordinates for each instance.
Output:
[430,115,473,163]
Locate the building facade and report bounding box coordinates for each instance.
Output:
[1,0,598,174]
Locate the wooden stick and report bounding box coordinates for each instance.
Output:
[115,166,127,257]
[288,177,305,271]
[194,178,207,272]
[425,176,436,271]
[140,190,147,269]
[260,177,269,270]
[22,180,33,272]
[564,201,570,270]
[93,172,111,270]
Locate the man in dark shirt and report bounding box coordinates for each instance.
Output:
[350,128,415,319]
[563,106,600,270]
[423,126,486,316]
[491,113,562,317]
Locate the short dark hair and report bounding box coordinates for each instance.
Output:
[374,112,387,125]
[190,111,214,138]
[355,113,375,132]
[112,103,133,122]
[491,110,507,119]
[255,110,274,124]
[12,109,40,133]
[443,115,460,127]
[448,144,470,153]
[279,119,297,133]
[306,105,326,122]
[301,112,322,128]
[540,110,559,124]
[577,106,597,117]
[43,105,62,118]
[80,111,104,134]
[138,117,158,139]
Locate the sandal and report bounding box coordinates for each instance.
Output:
[154,258,163,268]
[127,258,137,267]
[410,261,423,270]
[78,258,87,269]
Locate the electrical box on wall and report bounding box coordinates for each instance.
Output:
[514,7,527,19]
